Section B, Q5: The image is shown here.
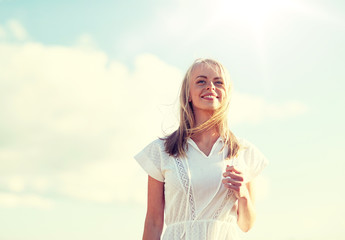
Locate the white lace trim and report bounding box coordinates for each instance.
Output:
[166,218,237,227]
[175,157,196,220]
[213,189,236,219]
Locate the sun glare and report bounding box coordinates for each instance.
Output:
[209,0,335,77]
[213,0,339,31]
[215,0,294,30]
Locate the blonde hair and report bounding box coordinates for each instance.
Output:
[163,58,240,159]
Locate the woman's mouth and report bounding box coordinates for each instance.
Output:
[202,95,218,100]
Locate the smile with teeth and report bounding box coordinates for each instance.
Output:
[202,95,218,100]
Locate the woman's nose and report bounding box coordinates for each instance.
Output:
[206,82,215,90]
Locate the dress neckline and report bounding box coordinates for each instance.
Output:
[187,137,223,158]
[178,139,228,230]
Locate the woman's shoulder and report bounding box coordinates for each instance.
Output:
[236,137,256,151]
[235,137,269,181]
[143,137,166,150]
[137,137,168,158]
[237,137,267,160]
[134,138,168,182]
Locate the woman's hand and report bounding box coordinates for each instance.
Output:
[222,165,256,232]
[222,165,249,199]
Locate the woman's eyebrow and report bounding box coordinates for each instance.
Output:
[196,75,207,79]
[195,75,223,80]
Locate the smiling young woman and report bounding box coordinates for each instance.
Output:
[135,58,268,240]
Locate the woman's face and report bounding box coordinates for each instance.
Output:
[188,63,226,114]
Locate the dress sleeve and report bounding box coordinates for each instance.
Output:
[134,139,165,182]
[241,140,269,182]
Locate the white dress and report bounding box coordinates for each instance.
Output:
[134,137,268,240]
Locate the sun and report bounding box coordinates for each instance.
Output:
[214,0,297,31]
[212,0,336,34]
[207,0,334,76]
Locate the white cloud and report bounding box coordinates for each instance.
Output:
[6,175,26,192]
[0,192,54,209]
[75,33,97,49]
[30,176,51,192]
[0,40,182,205]
[254,175,270,201]
[56,158,147,204]
[0,148,22,162]
[6,19,28,41]
[0,25,6,39]
[230,92,307,124]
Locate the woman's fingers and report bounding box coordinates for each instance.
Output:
[222,165,246,194]
[222,177,243,187]
[222,165,250,199]
[222,171,244,181]
[226,165,241,174]
[222,179,240,190]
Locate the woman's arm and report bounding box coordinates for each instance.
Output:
[143,176,165,240]
[222,166,256,232]
[236,180,256,232]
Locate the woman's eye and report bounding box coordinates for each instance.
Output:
[215,81,223,85]
[197,80,205,84]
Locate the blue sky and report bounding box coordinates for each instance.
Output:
[0,0,345,239]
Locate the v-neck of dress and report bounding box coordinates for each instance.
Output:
[187,137,222,158]
[179,137,228,224]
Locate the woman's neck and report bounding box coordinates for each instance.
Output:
[192,109,220,143]
[190,129,220,156]
[193,108,214,127]
[191,126,220,144]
